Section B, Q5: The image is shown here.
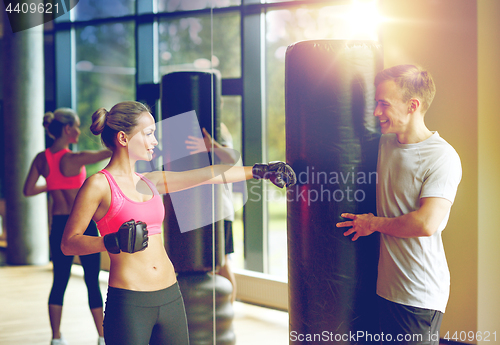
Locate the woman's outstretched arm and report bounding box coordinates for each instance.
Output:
[68,149,112,166]
[145,162,296,194]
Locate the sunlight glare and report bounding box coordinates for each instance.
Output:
[346,0,381,41]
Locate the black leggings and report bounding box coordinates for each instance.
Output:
[103,283,189,345]
[48,215,103,309]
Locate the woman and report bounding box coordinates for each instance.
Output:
[61,101,295,345]
[23,108,112,345]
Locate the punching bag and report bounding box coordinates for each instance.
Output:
[286,40,382,344]
[161,70,235,345]
[161,70,224,272]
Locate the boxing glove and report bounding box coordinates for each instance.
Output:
[103,219,148,254]
[252,161,297,188]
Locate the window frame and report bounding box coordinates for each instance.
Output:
[50,0,359,309]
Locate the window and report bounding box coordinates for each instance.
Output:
[73,0,136,21]
[158,12,241,79]
[75,22,136,175]
[50,0,380,306]
[265,3,380,277]
[157,0,241,12]
[157,10,244,269]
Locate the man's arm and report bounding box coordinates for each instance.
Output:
[336,197,452,241]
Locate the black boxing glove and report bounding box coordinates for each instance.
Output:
[252,161,297,188]
[103,219,148,254]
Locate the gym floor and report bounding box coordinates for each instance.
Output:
[0,262,289,345]
[0,249,450,345]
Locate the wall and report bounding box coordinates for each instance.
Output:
[477,0,500,342]
[380,0,479,336]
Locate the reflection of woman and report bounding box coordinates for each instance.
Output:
[185,124,238,303]
[23,108,111,345]
[61,101,295,345]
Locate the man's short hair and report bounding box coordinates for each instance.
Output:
[375,64,436,113]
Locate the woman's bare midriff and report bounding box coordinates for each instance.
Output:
[107,235,177,291]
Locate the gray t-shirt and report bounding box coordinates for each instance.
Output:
[218,126,235,222]
[376,132,462,313]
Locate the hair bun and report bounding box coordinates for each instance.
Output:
[90,108,108,135]
[43,112,54,129]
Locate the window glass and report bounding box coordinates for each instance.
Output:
[221,96,242,156]
[265,3,379,277]
[75,22,136,176]
[157,0,241,13]
[158,12,241,79]
[73,0,136,21]
[44,35,55,107]
[265,0,300,3]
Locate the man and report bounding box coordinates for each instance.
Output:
[185,124,238,304]
[336,64,462,344]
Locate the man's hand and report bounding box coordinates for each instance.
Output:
[336,213,376,241]
[185,128,213,154]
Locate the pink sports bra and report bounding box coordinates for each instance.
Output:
[96,169,164,236]
[45,148,86,191]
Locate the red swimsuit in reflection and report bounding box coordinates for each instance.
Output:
[45,148,86,190]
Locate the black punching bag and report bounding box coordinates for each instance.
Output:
[161,70,235,345]
[161,70,224,272]
[286,40,382,344]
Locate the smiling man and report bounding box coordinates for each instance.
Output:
[336,65,462,345]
